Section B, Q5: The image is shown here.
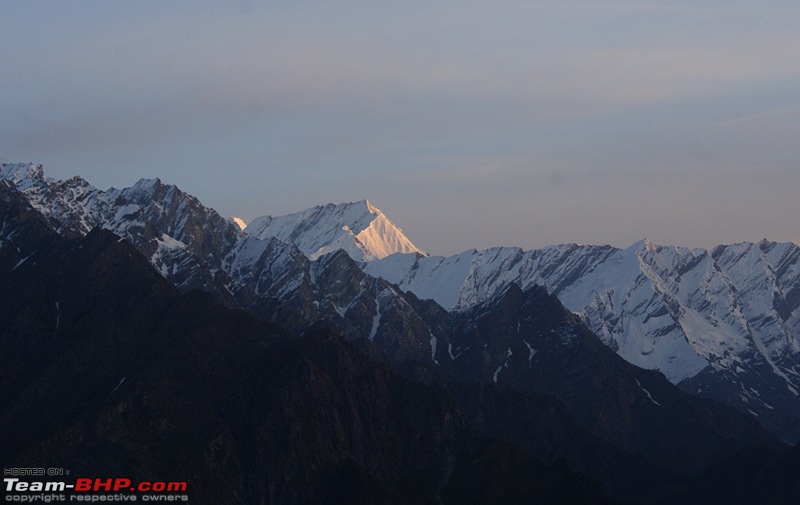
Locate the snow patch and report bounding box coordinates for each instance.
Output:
[448,344,467,360]
[523,340,536,365]
[493,366,503,383]
[635,378,662,407]
[111,377,127,394]
[114,204,140,221]
[12,253,33,271]
[369,300,381,340]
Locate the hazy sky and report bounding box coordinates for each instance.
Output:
[2,1,799,255]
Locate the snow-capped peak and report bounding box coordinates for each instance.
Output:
[0,163,46,190]
[625,237,658,252]
[230,217,247,230]
[246,199,426,262]
[363,199,380,214]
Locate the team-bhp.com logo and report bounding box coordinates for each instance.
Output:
[4,476,189,502]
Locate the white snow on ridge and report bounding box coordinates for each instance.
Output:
[0,163,46,190]
[114,204,140,221]
[365,238,800,392]
[364,249,475,310]
[246,200,425,262]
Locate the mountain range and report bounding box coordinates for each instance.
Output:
[3,162,800,503]
[365,239,800,442]
[1,184,629,503]
[4,162,797,442]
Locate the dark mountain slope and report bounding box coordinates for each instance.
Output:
[4,174,798,503]
[441,283,783,475]
[0,184,622,504]
[657,442,800,505]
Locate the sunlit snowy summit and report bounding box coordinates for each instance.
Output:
[229,217,247,230]
[246,199,426,262]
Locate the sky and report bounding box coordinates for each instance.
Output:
[2,1,799,256]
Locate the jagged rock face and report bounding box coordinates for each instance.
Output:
[366,239,800,441]
[240,248,445,365]
[0,180,61,272]
[0,163,238,295]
